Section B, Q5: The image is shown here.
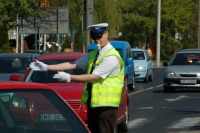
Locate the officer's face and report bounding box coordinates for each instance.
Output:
[93,32,109,48]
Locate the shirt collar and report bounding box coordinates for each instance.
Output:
[99,42,113,56]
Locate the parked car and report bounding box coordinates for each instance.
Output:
[163,49,200,93]
[87,41,135,91]
[0,53,39,81]
[0,81,90,133]
[24,50,50,55]
[131,48,153,82]
[10,52,129,132]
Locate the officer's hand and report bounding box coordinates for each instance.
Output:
[53,71,71,82]
[29,60,48,71]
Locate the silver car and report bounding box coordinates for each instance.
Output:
[163,49,200,92]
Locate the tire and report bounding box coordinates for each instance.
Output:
[144,73,149,83]
[128,78,135,91]
[117,106,129,132]
[149,73,153,82]
[128,83,134,91]
[127,76,135,91]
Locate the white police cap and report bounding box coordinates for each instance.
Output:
[87,23,108,30]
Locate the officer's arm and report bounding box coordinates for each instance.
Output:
[47,62,77,71]
[70,74,100,82]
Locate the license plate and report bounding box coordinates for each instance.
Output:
[180,80,196,84]
[0,95,10,102]
[40,114,65,121]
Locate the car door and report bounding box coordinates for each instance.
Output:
[145,51,153,74]
[126,47,135,86]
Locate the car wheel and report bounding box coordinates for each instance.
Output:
[164,86,175,93]
[117,106,129,132]
[128,83,134,91]
[149,73,153,82]
[128,78,135,91]
[144,73,149,83]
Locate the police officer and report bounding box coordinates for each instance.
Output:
[29,23,124,133]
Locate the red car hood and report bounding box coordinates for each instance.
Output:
[45,82,84,100]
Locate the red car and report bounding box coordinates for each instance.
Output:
[11,52,129,132]
[0,81,90,133]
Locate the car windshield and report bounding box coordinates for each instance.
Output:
[0,90,88,133]
[0,57,31,73]
[132,51,145,60]
[26,59,86,83]
[170,53,200,65]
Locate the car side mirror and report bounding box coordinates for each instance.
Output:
[10,74,21,81]
[127,58,133,65]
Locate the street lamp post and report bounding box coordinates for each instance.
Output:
[156,0,161,67]
[16,14,19,53]
[84,0,93,48]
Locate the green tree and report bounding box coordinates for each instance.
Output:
[94,0,122,39]
[0,0,42,52]
[161,0,198,59]
[118,0,157,48]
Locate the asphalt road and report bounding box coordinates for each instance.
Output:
[127,67,200,133]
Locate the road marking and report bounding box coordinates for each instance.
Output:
[128,118,152,129]
[135,107,154,109]
[168,117,200,129]
[165,95,187,102]
[129,84,163,96]
[156,84,163,88]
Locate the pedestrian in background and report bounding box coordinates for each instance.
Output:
[24,35,35,50]
[29,23,124,133]
[147,47,153,58]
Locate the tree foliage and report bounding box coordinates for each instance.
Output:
[0,0,199,61]
[0,0,42,51]
[160,0,198,60]
[94,0,122,38]
[118,0,157,47]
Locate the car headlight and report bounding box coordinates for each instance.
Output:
[166,72,176,78]
[10,96,27,109]
[135,66,146,71]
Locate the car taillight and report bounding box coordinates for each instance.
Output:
[79,103,88,123]
[10,75,21,81]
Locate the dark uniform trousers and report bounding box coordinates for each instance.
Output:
[87,106,118,133]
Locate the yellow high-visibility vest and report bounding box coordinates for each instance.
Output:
[81,48,124,107]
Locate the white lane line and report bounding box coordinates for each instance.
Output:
[168,117,200,129]
[129,84,163,96]
[128,118,151,129]
[155,84,163,88]
[135,107,154,109]
[165,95,186,102]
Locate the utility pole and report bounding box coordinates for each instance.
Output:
[84,0,93,48]
[198,0,200,48]
[57,6,60,52]
[21,18,24,53]
[156,0,161,67]
[16,14,19,53]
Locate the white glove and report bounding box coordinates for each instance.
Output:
[29,60,48,71]
[53,71,71,82]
